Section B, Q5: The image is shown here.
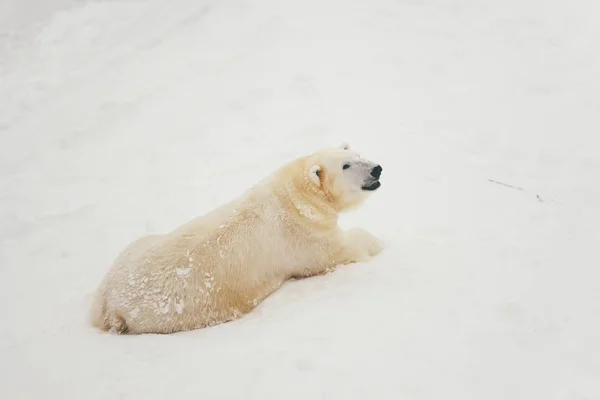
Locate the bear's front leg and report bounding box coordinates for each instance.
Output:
[290,229,383,280]
[334,227,384,265]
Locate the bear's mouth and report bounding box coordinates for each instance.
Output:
[362,181,381,191]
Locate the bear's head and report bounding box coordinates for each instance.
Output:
[305,143,382,211]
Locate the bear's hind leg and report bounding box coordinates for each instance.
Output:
[106,311,129,334]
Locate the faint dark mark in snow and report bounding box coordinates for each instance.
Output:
[488,179,551,204]
[488,179,523,191]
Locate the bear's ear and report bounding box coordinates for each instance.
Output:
[339,143,350,150]
[308,165,322,186]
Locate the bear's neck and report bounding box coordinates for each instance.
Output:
[280,180,339,228]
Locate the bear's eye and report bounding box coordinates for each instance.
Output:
[342,163,351,170]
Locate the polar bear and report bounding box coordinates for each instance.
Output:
[90,144,383,334]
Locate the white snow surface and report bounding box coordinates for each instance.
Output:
[1,0,600,399]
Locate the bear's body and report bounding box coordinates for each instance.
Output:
[91,145,383,334]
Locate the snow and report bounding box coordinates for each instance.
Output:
[1,0,599,398]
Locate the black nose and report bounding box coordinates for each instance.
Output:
[371,165,382,179]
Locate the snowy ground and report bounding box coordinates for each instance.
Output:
[1,0,599,398]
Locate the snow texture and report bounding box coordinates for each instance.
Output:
[1,0,599,399]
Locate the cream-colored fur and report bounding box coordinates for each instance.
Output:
[90,145,383,334]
